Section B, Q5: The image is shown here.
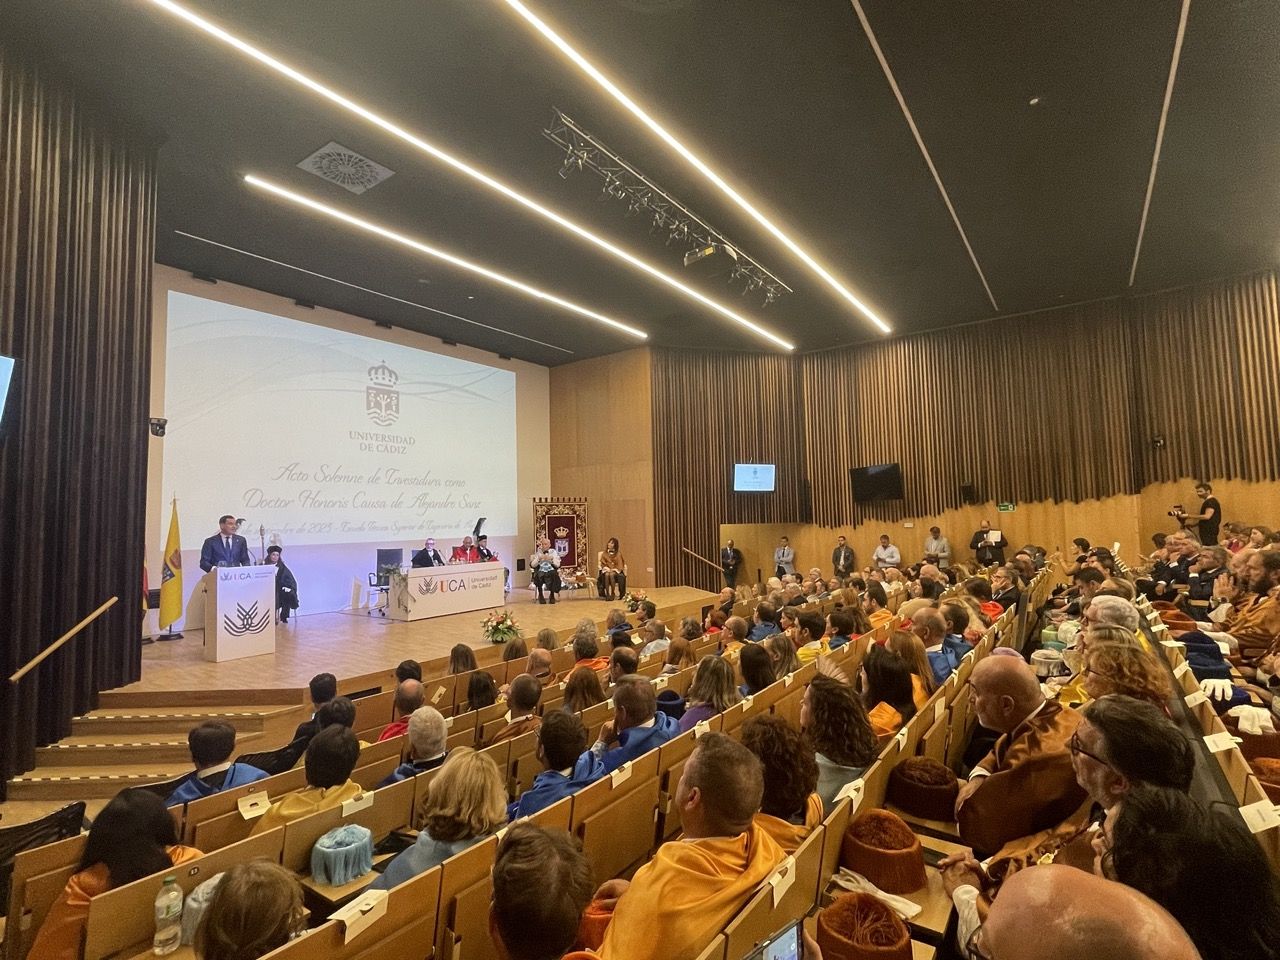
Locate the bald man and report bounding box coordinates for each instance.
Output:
[964,865,1200,960]
[955,657,1086,854]
[487,674,543,746]
[913,606,973,684]
[592,733,786,960]
[378,678,425,742]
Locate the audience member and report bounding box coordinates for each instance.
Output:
[1102,785,1280,960]
[861,644,917,739]
[913,606,973,685]
[573,633,610,671]
[193,861,305,960]
[738,643,776,696]
[862,581,893,628]
[679,656,742,732]
[990,566,1021,609]
[607,647,641,688]
[941,599,982,645]
[740,715,821,853]
[955,657,1086,854]
[167,722,267,806]
[395,659,423,683]
[378,678,425,741]
[489,824,595,960]
[747,602,779,642]
[450,644,478,674]
[717,587,736,618]
[587,680,678,773]
[535,627,561,652]
[638,619,670,657]
[793,611,829,664]
[662,636,697,675]
[801,675,879,811]
[886,630,936,708]
[1080,643,1171,707]
[501,637,529,663]
[465,671,500,712]
[955,864,1200,960]
[380,705,449,785]
[718,615,748,659]
[373,748,507,889]
[508,711,605,819]
[562,666,607,714]
[527,647,553,682]
[252,726,363,834]
[872,533,901,570]
[970,520,1008,566]
[764,631,801,678]
[704,609,727,634]
[591,734,785,960]
[292,672,337,741]
[30,789,201,960]
[488,674,543,745]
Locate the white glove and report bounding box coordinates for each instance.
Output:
[1227,705,1276,735]
[1200,678,1235,702]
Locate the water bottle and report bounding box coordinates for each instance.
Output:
[153,875,183,956]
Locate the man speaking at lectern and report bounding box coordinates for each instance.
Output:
[199,514,251,571]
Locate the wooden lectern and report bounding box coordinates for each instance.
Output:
[202,566,277,662]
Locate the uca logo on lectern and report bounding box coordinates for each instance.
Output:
[366,360,400,426]
[223,602,271,636]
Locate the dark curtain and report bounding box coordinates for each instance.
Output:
[0,44,156,795]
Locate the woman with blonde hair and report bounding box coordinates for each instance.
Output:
[886,630,936,709]
[562,666,607,713]
[376,748,507,888]
[662,637,697,675]
[1081,643,1172,708]
[764,632,801,678]
[194,860,305,960]
[535,627,560,651]
[678,656,742,732]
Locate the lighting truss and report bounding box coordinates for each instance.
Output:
[544,109,792,306]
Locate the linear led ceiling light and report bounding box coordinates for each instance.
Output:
[143,0,794,351]
[500,0,892,336]
[245,175,648,340]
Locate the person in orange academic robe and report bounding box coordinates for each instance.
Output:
[587,733,786,960]
[955,657,1087,855]
[754,792,823,854]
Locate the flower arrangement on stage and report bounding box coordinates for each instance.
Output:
[482,610,521,645]
[620,589,648,613]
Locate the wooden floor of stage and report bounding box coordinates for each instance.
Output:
[120,585,715,694]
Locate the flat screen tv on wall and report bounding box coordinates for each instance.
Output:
[850,463,904,502]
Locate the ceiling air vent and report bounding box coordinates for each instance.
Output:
[297,142,394,195]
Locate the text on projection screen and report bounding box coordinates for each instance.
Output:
[163,290,517,547]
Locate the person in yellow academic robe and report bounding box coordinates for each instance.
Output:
[589,733,786,960]
[741,714,824,855]
[955,657,1087,855]
[252,725,365,835]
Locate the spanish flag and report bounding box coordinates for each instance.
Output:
[159,498,184,628]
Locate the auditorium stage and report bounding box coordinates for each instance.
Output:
[120,585,716,695]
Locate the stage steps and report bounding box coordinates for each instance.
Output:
[5,702,301,803]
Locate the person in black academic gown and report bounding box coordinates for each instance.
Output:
[265,545,299,623]
[411,537,445,567]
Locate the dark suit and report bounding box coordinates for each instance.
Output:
[720,548,743,588]
[832,545,854,578]
[199,533,251,572]
[970,531,1008,566]
[411,547,445,568]
[274,560,299,622]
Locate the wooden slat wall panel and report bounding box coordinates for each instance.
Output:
[1129,272,1280,484]
[652,351,808,590]
[803,294,1134,525]
[650,271,1280,585]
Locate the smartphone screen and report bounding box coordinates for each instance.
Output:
[746,920,801,960]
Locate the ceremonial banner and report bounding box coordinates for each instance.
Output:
[533,498,588,579]
[159,499,184,628]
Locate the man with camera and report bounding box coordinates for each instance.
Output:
[1171,482,1221,545]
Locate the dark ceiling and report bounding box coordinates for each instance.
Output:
[7,0,1280,366]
